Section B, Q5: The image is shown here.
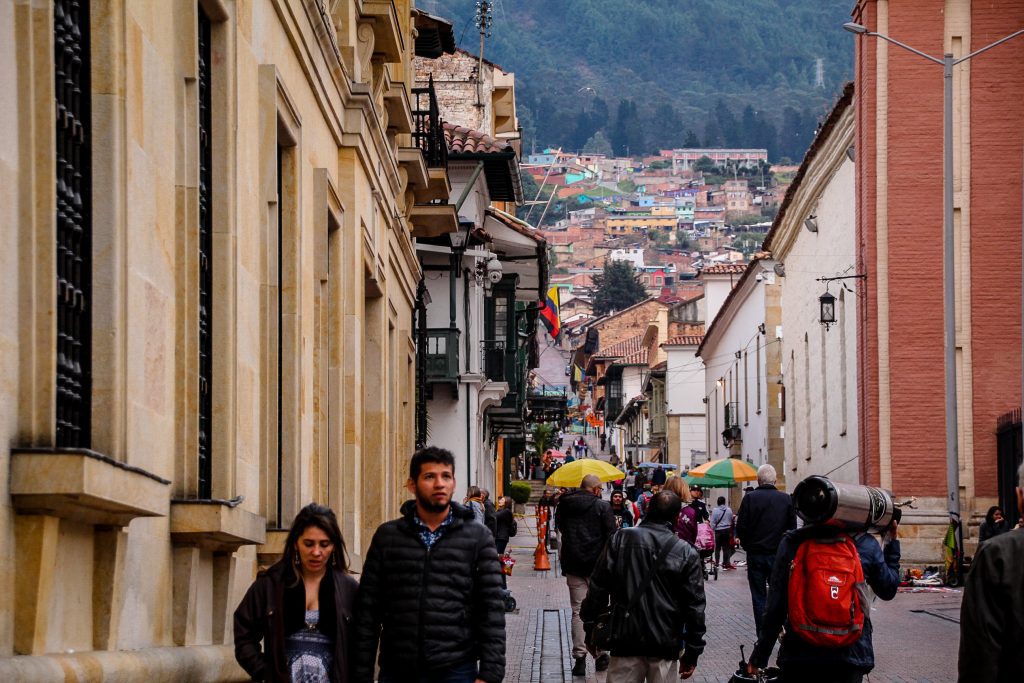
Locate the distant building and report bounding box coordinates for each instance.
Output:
[668,148,769,172]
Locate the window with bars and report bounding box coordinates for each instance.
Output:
[55,0,92,447]
[197,6,213,498]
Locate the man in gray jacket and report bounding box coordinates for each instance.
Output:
[959,461,1024,682]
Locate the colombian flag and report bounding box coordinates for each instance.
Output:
[540,286,561,339]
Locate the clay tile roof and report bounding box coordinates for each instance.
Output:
[662,335,705,347]
[593,334,644,360]
[698,263,747,275]
[444,123,513,156]
[619,348,649,366]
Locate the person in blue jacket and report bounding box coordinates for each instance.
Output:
[747,522,901,683]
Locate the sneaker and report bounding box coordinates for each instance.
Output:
[724,563,737,570]
[572,656,587,676]
[595,653,611,671]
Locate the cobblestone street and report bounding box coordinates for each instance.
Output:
[504,430,962,683]
[503,539,961,682]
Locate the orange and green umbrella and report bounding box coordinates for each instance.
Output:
[687,457,758,483]
[683,473,736,489]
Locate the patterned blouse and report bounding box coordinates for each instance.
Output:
[285,609,333,683]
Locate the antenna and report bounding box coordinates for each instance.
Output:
[815,58,825,88]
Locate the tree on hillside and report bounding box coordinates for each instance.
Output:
[583,130,613,156]
[683,130,700,148]
[593,260,649,315]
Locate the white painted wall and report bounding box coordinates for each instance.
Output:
[778,158,859,485]
[700,263,774,469]
[665,344,706,468]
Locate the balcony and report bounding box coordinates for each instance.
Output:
[412,77,448,169]
[481,339,507,383]
[424,328,460,383]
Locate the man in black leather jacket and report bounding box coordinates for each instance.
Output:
[556,473,617,675]
[581,491,707,681]
[353,447,505,683]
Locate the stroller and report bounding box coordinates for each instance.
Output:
[695,521,717,581]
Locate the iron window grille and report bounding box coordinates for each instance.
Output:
[55,0,92,447]
[197,6,213,498]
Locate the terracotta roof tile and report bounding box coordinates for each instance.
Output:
[663,335,705,347]
[698,263,747,275]
[593,334,644,360]
[444,123,513,155]
[618,348,649,366]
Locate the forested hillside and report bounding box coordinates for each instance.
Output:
[423,0,854,160]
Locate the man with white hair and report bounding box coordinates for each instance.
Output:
[737,463,796,637]
[556,473,617,676]
[958,461,1024,682]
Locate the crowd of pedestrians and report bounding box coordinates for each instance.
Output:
[230,441,1024,683]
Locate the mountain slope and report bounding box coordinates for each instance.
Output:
[424,0,854,158]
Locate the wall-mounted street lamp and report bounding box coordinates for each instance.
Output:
[816,274,867,330]
[804,215,818,233]
[819,290,837,329]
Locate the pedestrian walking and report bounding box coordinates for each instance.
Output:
[710,496,735,569]
[663,476,697,546]
[555,473,617,676]
[687,485,709,523]
[650,465,667,487]
[464,485,486,526]
[234,503,357,683]
[353,447,505,683]
[958,462,1024,682]
[747,502,901,682]
[494,496,516,591]
[600,432,607,451]
[481,488,498,537]
[624,470,637,501]
[610,490,634,529]
[581,491,706,681]
[736,464,796,637]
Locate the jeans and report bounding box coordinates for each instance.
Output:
[605,656,676,683]
[566,574,605,659]
[746,552,776,638]
[379,660,478,683]
[714,529,733,566]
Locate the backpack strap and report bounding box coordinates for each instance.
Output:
[624,535,679,612]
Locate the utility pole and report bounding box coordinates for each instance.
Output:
[474,1,493,107]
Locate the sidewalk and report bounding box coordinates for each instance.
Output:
[504,511,961,682]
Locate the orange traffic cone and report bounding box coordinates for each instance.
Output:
[534,538,551,571]
[534,506,551,571]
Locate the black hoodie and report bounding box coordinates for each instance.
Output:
[555,489,617,577]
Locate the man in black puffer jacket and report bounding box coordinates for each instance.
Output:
[555,473,617,676]
[353,447,505,683]
[582,491,707,680]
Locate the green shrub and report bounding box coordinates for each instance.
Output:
[508,481,532,505]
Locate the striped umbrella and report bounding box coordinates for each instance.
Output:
[683,473,736,489]
[687,457,758,483]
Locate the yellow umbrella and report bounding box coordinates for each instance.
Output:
[546,459,625,487]
[688,457,759,483]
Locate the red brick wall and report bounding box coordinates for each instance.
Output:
[969,0,1024,497]
[857,0,1024,499]
[885,1,948,496]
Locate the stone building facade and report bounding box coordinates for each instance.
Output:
[1,0,446,678]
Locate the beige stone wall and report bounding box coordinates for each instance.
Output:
[1,0,430,676]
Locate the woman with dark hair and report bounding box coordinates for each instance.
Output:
[234,503,357,683]
[979,505,1010,543]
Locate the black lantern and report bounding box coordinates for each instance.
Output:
[819,290,836,329]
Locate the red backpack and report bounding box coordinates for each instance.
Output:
[787,534,866,648]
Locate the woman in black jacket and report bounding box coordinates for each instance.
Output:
[234,504,357,683]
[978,505,1010,543]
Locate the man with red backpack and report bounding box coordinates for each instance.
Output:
[746,502,901,682]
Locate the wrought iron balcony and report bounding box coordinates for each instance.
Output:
[411,76,448,169]
[480,339,506,383]
[424,328,460,383]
